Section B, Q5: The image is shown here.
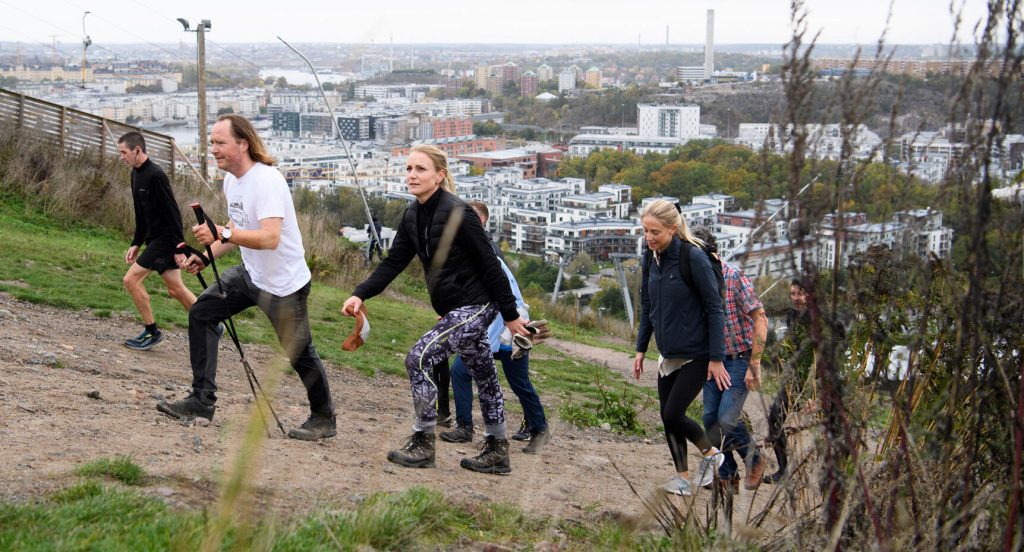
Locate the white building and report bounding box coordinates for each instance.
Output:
[638,104,701,140]
[537,64,555,81]
[558,69,576,93]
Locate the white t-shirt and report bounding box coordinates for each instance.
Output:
[223,163,310,296]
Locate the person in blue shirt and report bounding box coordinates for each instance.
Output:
[440,201,551,454]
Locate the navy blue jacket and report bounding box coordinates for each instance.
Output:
[636,236,725,361]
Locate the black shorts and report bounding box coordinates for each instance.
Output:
[137,241,179,275]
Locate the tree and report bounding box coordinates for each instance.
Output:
[567,252,596,276]
[216,107,234,116]
[275,76,288,88]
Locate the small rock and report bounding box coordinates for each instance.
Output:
[600,422,612,431]
[132,367,147,374]
[481,544,513,552]
[164,384,175,391]
[155,487,175,497]
[194,417,210,427]
[86,390,101,400]
[192,436,203,453]
[643,439,653,445]
[383,464,396,474]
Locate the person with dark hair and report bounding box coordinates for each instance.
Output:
[635,200,728,496]
[342,144,528,474]
[762,278,813,483]
[691,227,768,493]
[440,201,551,454]
[158,115,336,442]
[367,215,383,262]
[117,131,196,351]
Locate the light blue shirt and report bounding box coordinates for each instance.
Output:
[488,258,528,354]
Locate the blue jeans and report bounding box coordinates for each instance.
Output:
[702,356,760,478]
[452,348,547,433]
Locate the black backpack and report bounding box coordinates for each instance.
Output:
[643,240,725,304]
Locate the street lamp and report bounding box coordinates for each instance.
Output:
[620,103,625,128]
[178,18,211,180]
[80,12,91,87]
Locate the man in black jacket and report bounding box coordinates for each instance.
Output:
[118,132,195,351]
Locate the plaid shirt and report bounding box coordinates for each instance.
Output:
[723,262,763,355]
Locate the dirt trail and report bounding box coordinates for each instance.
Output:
[0,292,793,534]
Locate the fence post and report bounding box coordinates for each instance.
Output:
[99,119,107,168]
[17,93,25,128]
[59,105,67,156]
[169,138,176,180]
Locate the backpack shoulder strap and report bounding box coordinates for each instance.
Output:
[678,241,697,294]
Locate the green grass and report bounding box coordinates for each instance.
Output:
[74,456,145,486]
[0,480,686,550]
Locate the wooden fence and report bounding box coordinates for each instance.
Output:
[0,87,188,180]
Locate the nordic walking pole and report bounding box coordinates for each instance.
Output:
[189,202,287,437]
[277,36,383,252]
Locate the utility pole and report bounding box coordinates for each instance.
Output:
[178,18,212,181]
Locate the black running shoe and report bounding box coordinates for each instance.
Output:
[511,420,530,441]
[125,329,163,351]
[287,412,337,441]
[460,435,511,475]
[387,432,436,468]
[440,423,474,443]
[156,394,215,421]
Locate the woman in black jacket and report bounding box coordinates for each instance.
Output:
[343,144,528,475]
[634,199,729,496]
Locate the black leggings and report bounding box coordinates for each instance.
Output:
[658,360,713,473]
[766,387,791,472]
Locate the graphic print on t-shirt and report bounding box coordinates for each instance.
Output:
[228,195,249,227]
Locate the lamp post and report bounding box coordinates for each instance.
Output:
[80,12,91,87]
[178,18,211,181]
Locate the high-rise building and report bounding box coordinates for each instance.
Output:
[704,9,715,80]
[638,104,701,139]
[537,64,554,81]
[520,71,538,97]
[475,65,491,90]
[558,69,576,93]
[584,67,602,88]
[501,61,521,83]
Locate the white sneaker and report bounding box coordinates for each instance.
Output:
[661,475,693,496]
[695,450,725,488]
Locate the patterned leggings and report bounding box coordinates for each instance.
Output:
[405,303,506,438]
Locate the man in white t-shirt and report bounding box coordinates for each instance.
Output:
[156,114,336,441]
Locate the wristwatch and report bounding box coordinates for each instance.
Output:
[221,227,232,243]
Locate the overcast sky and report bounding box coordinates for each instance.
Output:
[0,0,993,47]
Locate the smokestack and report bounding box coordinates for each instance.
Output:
[704,9,714,80]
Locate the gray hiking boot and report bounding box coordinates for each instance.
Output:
[440,423,474,443]
[460,435,511,475]
[387,432,436,468]
[287,412,337,441]
[522,427,552,454]
[156,394,215,421]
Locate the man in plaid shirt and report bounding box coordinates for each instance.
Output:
[694,228,768,493]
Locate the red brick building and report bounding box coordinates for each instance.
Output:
[392,136,506,158]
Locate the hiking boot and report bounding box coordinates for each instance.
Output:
[387,432,435,468]
[125,329,163,351]
[440,423,474,443]
[156,395,215,421]
[436,414,453,428]
[745,456,767,490]
[522,427,552,454]
[695,450,725,487]
[661,475,693,496]
[460,435,511,475]
[511,420,530,441]
[287,412,337,441]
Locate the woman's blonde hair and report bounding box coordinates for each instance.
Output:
[641,199,704,247]
[410,144,456,194]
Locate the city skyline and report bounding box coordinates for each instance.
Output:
[0,0,993,49]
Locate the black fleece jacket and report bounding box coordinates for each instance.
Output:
[353,189,519,322]
[130,159,184,247]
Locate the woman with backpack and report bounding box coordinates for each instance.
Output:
[634,198,730,496]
